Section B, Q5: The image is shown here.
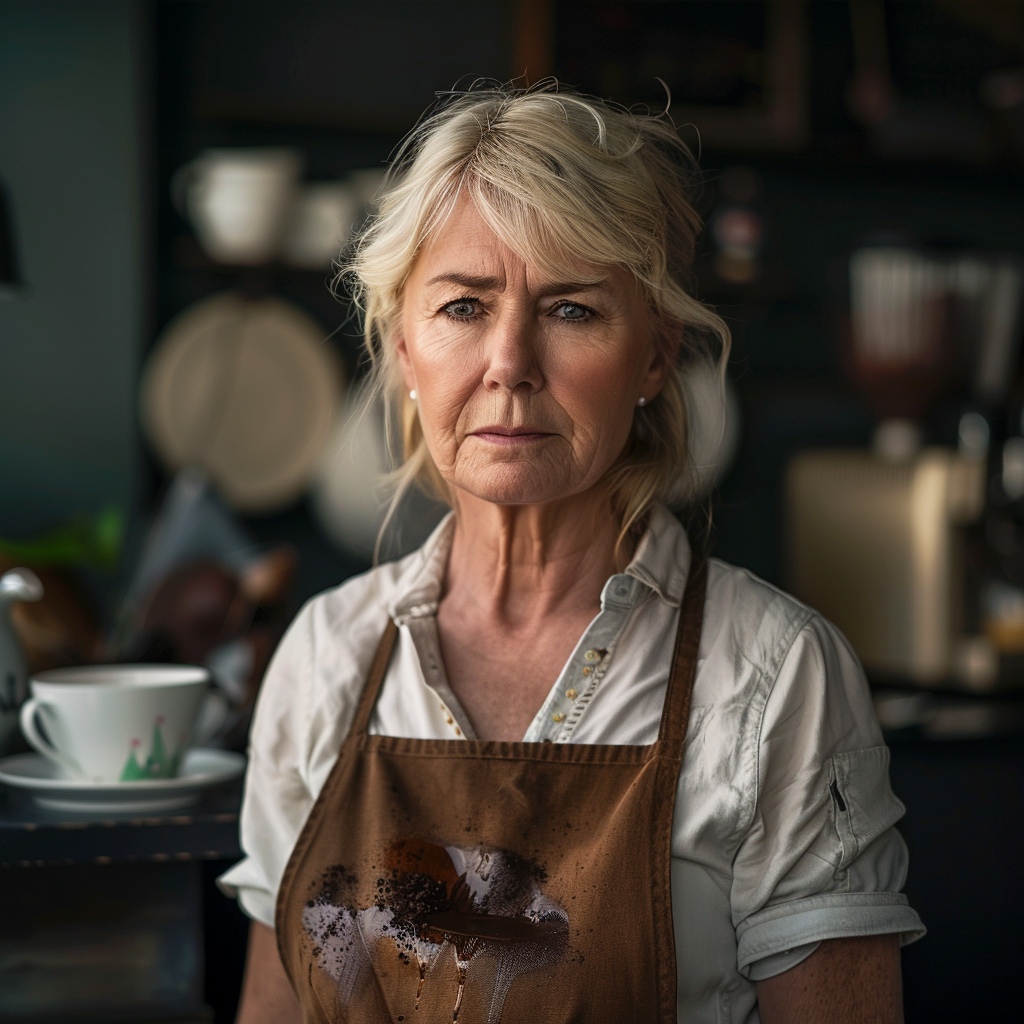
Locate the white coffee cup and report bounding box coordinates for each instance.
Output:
[281,182,360,269]
[20,665,228,783]
[172,148,303,265]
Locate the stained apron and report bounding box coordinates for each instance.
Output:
[276,560,708,1023]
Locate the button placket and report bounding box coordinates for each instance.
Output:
[559,640,618,739]
[522,573,646,742]
[541,638,611,736]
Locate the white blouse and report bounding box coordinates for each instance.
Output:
[219,505,924,1024]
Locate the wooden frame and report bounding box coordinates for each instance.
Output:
[517,0,810,152]
[668,0,809,152]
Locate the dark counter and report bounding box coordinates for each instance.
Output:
[0,785,242,868]
[889,734,1023,1024]
[0,783,247,1024]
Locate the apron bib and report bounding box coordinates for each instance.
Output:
[277,561,707,1024]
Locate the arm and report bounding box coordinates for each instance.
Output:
[757,934,903,1024]
[235,921,302,1024]
[731,617,923,989]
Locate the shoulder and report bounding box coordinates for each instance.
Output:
[689,560,819,772]
[703,558,872,710]
[636,507,851,714]
[693,558,880,768]
[694,557,882,784]
[247,549,422,784]
[700,557,873,722]
[640,508,826,680]
[700,558,828,697]
[291,545,427,703]
[302,552,416,663]
[683,559,882,850]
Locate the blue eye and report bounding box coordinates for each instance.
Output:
[556,302,590,321]
[444,299,479,319]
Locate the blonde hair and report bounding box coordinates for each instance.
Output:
[338,80,730,543]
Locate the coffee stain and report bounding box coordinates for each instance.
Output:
[303,841,568,1023]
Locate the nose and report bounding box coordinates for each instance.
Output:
[481,308,544,395]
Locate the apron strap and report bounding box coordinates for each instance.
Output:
[350,617,399,737]
[656,558,708,752]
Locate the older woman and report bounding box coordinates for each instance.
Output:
[220,84,923,1024]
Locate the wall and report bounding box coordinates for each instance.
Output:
[0,0,144,537]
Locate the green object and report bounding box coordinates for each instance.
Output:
[0,506,123,568]
[145,721,170,778]
[119,744,148,782]
[119,718,183,781]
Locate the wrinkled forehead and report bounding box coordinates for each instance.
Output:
[409,189,610,291]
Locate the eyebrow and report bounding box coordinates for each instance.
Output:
[424,272,610,295]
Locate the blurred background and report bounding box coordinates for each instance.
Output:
[1,1,1023,1021]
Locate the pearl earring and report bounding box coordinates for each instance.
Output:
[637,396,647,407]
[409,389,418,401]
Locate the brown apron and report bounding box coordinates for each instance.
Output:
[277,560,707,1024]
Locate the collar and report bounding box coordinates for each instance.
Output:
[388,512,456,625]
[388,503,692,625]
[623,504,691,608]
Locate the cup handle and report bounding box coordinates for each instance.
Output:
[20,697,81,776]
[190,690,230,747]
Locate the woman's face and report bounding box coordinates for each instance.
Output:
[397,195,674,508]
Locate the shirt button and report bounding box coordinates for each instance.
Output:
[551,712,565,723]
[582,667,593,676]
[565,688,578,699]
[584,649,600,662]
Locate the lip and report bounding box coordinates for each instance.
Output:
[470,426,554,445]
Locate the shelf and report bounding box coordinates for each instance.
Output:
[0,785,242,868]
[871,682,1024,742]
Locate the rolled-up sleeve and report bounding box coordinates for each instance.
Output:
[217,600,318,927]
[731,615,925,980]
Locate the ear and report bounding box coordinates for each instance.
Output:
[642,327,681,399]
[393,330,417,393]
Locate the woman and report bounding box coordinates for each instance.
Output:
[220,83,923,1024]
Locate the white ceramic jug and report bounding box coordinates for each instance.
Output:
[0,568,43,755]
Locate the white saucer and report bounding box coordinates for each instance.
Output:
[0,748,245,814]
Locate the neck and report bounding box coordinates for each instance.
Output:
[444,488,629,627]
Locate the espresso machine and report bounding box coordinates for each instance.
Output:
[786,245,1024,693]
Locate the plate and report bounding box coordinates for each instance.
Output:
[140,292,343,512]
[0,748,245,814]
